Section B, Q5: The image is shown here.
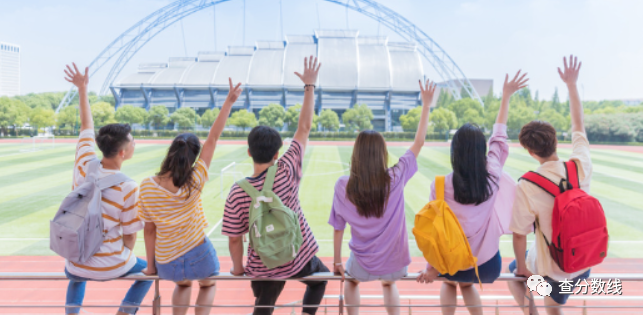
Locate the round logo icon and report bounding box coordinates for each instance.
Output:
[536,282,553,297]
[527,275,545,292]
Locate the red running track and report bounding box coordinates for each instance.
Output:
[1,256,642,314]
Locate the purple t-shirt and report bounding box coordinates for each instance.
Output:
[328,150,417,275]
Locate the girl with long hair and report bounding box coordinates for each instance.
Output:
[329,80,437,315]
[139,79,242,315]
[416,71,528,315]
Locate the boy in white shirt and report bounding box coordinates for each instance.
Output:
[63,64,151,315]
[508,55,592,315]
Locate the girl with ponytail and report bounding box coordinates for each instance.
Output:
[139,79,243,315]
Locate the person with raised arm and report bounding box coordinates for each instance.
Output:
[329,80,436,315]
[62,64,151,315]
[508,56,592,315]
[138,79,241,315]
[222,56,329,315]
[416,71,528,315]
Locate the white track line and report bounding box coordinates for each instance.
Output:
[207,218,224,237]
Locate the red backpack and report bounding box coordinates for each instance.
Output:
[520,160,608,273]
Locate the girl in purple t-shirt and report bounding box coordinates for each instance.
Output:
[329,80,436,315]
[415,71,528,315]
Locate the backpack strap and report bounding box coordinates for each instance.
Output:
[434,176,445,200]
[519,172,562,198]
[85,159,101,181]
[262,165,278,193]
[96,173,134,191]
[236,179,261,200]
[564,160,580,189]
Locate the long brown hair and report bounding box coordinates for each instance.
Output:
[157,133,202,199]
[346,130,391,218]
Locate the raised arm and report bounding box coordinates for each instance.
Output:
[558,55,584,133]
[497,70,528,125]
[409,79,436,157]
[292,56,321,152]
[200,78,242,168]
[64,63,92,131]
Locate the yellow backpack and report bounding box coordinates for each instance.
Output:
[412,176,481,288]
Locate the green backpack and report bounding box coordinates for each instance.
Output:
[236,165,303,269]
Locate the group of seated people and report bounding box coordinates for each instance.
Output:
[61,54,592,315]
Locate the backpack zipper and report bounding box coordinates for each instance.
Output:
[253,223,262,238]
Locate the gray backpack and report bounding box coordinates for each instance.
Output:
[50,159,133,264]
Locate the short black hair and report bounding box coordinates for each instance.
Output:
[248,126,282,164]
[96,123,132,158]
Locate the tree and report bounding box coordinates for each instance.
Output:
[284,104,319,131]
[342,104,373,132]
[115,105,148,125]
[318,109,340,131]
[507,102,537,132]
[170,107,200,129]
[429,107,457,135]
[56,105,78,130]
[258,103,286,129]
[399,106,422,132]
[91,102,116,126]
[148,105,170,129]
[228,109,257,131]
[551,88,563,113]
[538,109,569,131]
[0,97,30,135]
[200,108,220,127]
[29,107,56,133]
[436,88,454,108]
[447,98,484,127]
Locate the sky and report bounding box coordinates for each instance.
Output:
[0,0,641,101]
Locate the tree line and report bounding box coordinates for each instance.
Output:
[399,87,643,142]
[1,90,642,142]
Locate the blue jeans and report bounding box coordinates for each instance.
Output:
[65,258,153,314]
[156,237,220,282]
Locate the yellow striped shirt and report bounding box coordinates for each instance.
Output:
[139,159,209,264]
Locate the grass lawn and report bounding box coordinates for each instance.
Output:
[0,141,642,258]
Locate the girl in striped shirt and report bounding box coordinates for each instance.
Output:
[140,79,242,315]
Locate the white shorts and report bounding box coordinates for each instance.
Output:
[345,252,408,282]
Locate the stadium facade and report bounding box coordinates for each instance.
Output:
[111,30,491,131]
[0,42,21,97]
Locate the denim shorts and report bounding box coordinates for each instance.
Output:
[345,252,408,282]
[157,237,220,282]
[440,251,502,284]
[509,254,591,305]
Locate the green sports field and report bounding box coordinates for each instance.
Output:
[1,141,642,259]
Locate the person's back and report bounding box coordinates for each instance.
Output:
[62,64,151,315]
[139,79,242,315]
[417,70,528,315]
[329,79,435,315]
[508,55,592,315]
[223,56,328,315]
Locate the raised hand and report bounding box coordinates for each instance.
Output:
[64,63,89,90]
[502,70,529,97]
[226,77,243,104]
[294,56,321,86]
[558,54,582,86]
[419,79,437,106]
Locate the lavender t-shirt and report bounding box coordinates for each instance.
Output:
[328,150,417,275]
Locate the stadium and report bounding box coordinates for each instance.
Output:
[110,30,491,132]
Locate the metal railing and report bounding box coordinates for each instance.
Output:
[1,272,642,314]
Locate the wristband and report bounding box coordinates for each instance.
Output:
[304,84,316,89]
[334,263,343,266]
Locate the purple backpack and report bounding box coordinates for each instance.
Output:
[50,159,133,264]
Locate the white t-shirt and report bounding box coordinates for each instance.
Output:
[65,129,144,280]
[510,131,592,281]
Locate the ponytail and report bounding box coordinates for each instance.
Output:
[157,133,202,198]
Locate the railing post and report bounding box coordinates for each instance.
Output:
[582,300,587,315]
[153,278,161,315]
[324,298,327,314]
[408,299,412,315]
[495,299,499,315]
